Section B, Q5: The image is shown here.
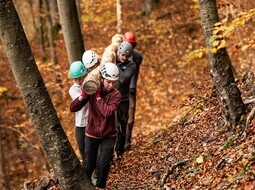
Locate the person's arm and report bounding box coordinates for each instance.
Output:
[70,91,88,112]
[96,90,121,117]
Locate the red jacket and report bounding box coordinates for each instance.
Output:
[70,86,121,138]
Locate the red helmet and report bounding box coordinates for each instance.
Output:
[123,32,137,47]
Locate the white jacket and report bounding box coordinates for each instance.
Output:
[69,82,89,127]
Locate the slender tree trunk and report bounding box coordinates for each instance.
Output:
[28,0,38,36]
[142,0,159,16]
[0,1,94,189]
[57,0,85,64]
[49,0,58,28]
[0,120,10,190]
[43,0,58,65]
[76,0,81,24]
[198,0,245,126]
[116,0,122,33]
[38,0,47,61]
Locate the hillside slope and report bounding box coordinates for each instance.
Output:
[108,71,255,189]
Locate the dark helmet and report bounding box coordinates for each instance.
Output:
[118,41,133,56]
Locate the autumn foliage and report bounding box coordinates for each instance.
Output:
[1,0,255,189]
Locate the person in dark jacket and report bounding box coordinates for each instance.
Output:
[70,62,121,189]
[123,32,143,150]
[114,41,136,160]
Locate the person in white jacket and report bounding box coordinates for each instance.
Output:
[69,61,89,166]
[69,51,100,166]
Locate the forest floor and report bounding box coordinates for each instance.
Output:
[1,0,255,190]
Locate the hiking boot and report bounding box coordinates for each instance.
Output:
[80,160,86,168]
[124,141,131,150]
[124,138,131,150]
[115,151,122,161]
[91,171,98,186]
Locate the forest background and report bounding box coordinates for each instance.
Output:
[1,0,255,189]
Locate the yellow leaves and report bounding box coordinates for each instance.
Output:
[241,45,249,51]
[210,8,255,52]
[190,0,199,10]
[0,86,7,96]
[210,48,217,54]
[212,40,220,47]
[240,40,255,51]
[181,48,205,63]
[211,20,255,52]
[212,39,226,49]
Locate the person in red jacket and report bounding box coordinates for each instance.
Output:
[70,62,121,189]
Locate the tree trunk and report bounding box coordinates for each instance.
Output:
[198,0,245,126]
[28,0,38,36]
[43,0,58,65]
[57,0,85,64]
[38,0,47,61]
[0,1,95,189]
[0,120,10,190]
[76,0,81,24]
[142,0,159,16]
[49,0,58,28]
[116,0,122,33]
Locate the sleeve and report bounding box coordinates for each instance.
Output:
[69,85,82,100]
[70,96,88,112]
[96,91,121,117]
[118,61,136,84]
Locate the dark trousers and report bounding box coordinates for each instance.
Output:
[115,100,129,154]
[84,136,116,188]
[75,127,86,161]
[127,92,136,140]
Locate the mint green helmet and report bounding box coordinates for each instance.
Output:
[69,61,87,78]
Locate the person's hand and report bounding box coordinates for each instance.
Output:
[95,86,101,101]
[79,86,87,101]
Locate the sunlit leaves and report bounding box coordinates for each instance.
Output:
[0,86,7,96]
[211,8,255,51]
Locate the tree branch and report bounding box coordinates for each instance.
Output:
[160,159,190,189]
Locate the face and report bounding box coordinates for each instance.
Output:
[75,76,86,86]
[102,78,116,91]
[118,52,130,63]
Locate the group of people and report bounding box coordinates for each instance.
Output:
[68,32,143,189]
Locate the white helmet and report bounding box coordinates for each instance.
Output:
[100,62,119,81]
[82,50,99,69]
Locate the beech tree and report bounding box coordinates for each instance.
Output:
[0,0,94,189]
[116,0,122,33]
[142,0,159,16]
[0,120,10,190]
[198,0,245,126]
[43,0,58,65]
[57,0,85,64]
